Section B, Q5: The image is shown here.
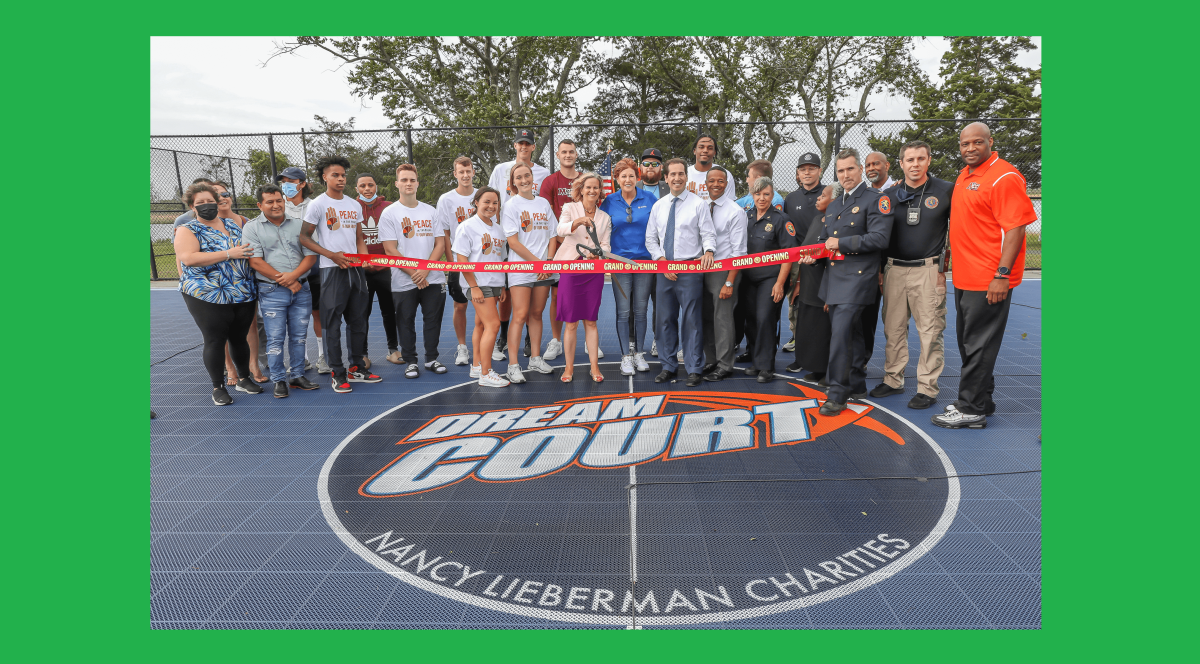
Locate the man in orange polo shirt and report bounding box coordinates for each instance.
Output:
[932,122,1039,430]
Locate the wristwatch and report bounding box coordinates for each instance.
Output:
[724,281,733,288]
[994,266,1011,279]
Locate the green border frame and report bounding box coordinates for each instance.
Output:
[12,3,1193,661]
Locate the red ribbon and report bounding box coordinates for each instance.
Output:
[347,244,841,274]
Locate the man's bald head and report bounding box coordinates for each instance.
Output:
[959,122,994,168]
[864,152,890,187]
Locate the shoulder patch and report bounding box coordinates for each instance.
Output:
[878,196,891,214]
[785,221,796,236]
[774,203,783,211]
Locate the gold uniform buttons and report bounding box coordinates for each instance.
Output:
[858,270,862,274]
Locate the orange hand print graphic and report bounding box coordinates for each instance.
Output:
[686,181,698,194]
[520,210,532,232]
[325,207,340,231]
[401,217,415,239]
[481,233,494,255]
[455,206,468,223]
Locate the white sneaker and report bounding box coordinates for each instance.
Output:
[492,346,506,362]
[650,340,658,357]
[620,355,635,376]
[479,369,510,388]
[634,353,650,372]
[507,364,527,384]
[676,349,684,362]
[930,404,987,429]
[527,356,553,374]
[544,338,563,360]
[454,344,470,365]
[587,346,605,359]
[470,364,482,378]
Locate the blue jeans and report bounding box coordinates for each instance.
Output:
[612,272,654,354]
[655,272,705,374]
[258,281,312,382]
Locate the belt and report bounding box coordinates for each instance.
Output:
[887,256,939,267]
[257,277,308,285]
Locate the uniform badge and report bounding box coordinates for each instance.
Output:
[968,182,980,191]
[785,221,796,236]
[764,223,773,232]
[774,203,783,211]
[852,206,860,213]
[878,196,891,214]
[925,196,938,209]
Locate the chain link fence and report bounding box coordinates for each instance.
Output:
[151,118,1040,279]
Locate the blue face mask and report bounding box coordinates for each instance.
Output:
[280,182,300,198]
[359,193,378,203]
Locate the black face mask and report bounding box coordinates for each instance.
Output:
[195,203,219,221]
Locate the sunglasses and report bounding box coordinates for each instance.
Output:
[625,206,632,223]
[218,192,232,198]
[640,161,661,168]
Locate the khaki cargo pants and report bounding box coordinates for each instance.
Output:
[881,258,947,396]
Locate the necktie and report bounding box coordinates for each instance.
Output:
[664,196,679,260]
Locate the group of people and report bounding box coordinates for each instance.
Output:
[172,122,1036,430]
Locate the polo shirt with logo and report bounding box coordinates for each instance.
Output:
[949,154,1039,290]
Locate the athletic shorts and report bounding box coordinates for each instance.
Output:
[447,272,468,304]
[511,278,555,289]
[474,285,504,299]
[309,278,321,310]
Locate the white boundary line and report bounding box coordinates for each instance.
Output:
[317,374,960,626]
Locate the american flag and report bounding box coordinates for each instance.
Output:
[598,150,614,197]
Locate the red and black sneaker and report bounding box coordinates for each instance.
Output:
[347,365,382,383]
[331,373,353,393]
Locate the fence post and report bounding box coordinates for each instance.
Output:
[405,127,414,165]
[227,156,237,203]
[268,133,278,182]
[151,240,159,280]
[172,150,184,209]
[301,128,309,176]
[549,125,556,172]
[833,121,842,157]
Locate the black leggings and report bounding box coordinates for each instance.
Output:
[183,293,257,388]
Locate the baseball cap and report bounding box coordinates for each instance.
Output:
[641,148,663,162]
[275,166,307,182]
[797,152,821,168]
[514,129,536,144]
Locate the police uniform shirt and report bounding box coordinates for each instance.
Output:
[882,176,954,261]
[783,183,824,239]
[743,207,799,281]
[817,182,894,305]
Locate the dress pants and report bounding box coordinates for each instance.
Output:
[703,271,740,371]
[741,277,784,373]
[826,303,868,404]
[319,266,369,375]
[861,287,882,368]
[655,272,704,374]
[392,285,446,364]
[365,267,399,356]
[953,288,1013,415]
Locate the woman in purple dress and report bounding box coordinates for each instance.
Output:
[553,173,612,383]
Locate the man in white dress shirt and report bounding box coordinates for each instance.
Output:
[700,168,748,382]
[645,158,717,387]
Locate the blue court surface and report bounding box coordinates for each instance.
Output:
[151,278,1041,629]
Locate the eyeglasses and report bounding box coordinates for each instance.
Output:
[640,161,661,168]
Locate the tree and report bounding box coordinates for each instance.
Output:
[757,37,925,179]
[268,37,602,179]
[867,37,1041,187]
[245,148,292,200]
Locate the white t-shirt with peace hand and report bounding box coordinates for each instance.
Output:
[303,192,363,269]
[501,194,556,286]
[435,188,477,237]
[451,215,507,289]
[489,160,551,207]
[377,201,446,292]
[686,164,737,205]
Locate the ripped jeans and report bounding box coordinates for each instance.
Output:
[258,281,312,383]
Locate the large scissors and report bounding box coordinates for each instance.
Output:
[574,220,640,297]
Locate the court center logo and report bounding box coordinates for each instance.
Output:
[320,379,959,626]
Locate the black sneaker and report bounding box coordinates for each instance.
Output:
[212,387,233,406]
[332,373,353,393]
[274,381,289,398]
[785,361,803,373]
[869,383,904,398]
[908,393,937,409]
[757,372,774,383]
[235,377,264,395]
[744,367,760,377]
[347,365,382,383]
[289,376,320,390]
[849,391,868,400]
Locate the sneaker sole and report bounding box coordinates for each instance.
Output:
[274,392,289,399]
[212,395,232,406]
[526,365,553,375]
[235,386,263,394]
[348,376,383,383]
[507,375,527,384]
[479,380,510,387]
[931,418,986,429]
[784,366,803,373]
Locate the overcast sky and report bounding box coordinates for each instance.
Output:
[151,37,1041,135]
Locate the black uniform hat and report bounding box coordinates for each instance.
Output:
[797,152,821,168]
